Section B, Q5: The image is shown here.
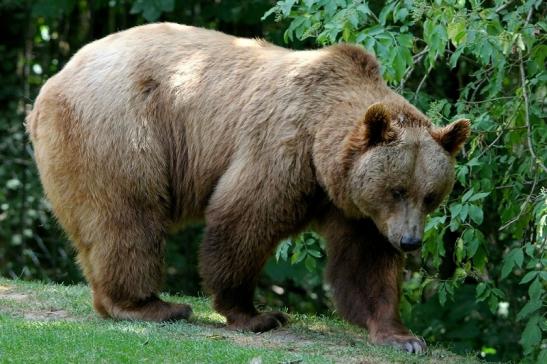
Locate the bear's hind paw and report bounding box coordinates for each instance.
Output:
[228,311,289,333]
[104,298,193,322]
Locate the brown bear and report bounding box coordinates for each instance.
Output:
[26,23,470,353]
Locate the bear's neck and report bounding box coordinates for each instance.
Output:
[311,101,369,218]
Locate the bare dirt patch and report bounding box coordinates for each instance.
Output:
[24,309,71,321]
[0,285,29,301]
[0,285,73,321]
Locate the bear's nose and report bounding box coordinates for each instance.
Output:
[400,235,422,252]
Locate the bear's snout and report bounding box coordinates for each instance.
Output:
[399,235,422,252]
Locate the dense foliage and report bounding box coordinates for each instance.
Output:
[0,1,544,362]
[264,0,546,361]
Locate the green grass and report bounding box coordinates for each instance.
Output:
[0,278,481,363]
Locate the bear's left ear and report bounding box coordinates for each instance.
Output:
[361,102,397,146]
[431,119,471,156]
[341,103,398,171]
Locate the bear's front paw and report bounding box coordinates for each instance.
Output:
[373,334,427,354]
[228,311,289,333]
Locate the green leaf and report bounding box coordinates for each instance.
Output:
[528,277,542,300]
[490,288,504,298]
[455,238,465,262]
[378,1,395,25]
[525,244,535,257]
[438,284,447,306]
[450,203,463,218]
[394,8,409,23]
[304,255,316,271]
[466,236,480,257]
[447,21,467,46]
[392,46,406,80]
[520,271,539,284]
[423,19,434,44]
[468,205,484,224]
[307,249,322,258]
[520,316,542,354]
[462,188,474,202]
[347,11,359,28]
[261,7,278,21]
[460,204,469,221]
[468,192,490,202]
[501,248,525,279]
[279,0,297,16]
[356,4,372,17]
[516,299,542,321]
[275,240,291,261]
[501,257,515,280]
[397,34,414,48]
[449,46,465,69]
[487,295,498,313]
[477,40,493,64]
[514,249,524,268]
[425,215,446,231]
[476,282,487,298]
[291,249,305,264]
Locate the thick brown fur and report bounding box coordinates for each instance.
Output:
[26,23,470,352]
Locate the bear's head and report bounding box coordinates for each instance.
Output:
[344,102,470,252]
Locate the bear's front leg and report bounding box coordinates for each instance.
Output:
[321,209,426,354]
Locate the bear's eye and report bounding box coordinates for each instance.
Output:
[424,193,436,206]
[391,188,407,200]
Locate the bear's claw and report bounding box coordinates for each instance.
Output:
[386,335,427,354]
[162,303,193,322]
[371,333,427,354]
[228,311,289,333]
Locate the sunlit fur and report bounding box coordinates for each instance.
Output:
[26,23,469,352]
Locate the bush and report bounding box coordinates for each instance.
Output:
[263,0,546,361]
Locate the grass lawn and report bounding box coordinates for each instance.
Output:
[0,277,480,363]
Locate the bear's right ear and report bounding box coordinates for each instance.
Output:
[360,102,397,146]
[431,119,471,156]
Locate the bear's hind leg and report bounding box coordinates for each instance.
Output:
[83,210,192,322]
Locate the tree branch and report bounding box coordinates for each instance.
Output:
[495,1,513,13]
[519,54,547,174]
[499,174,538,230]
[412,66,432,102]
[398,47,429,93]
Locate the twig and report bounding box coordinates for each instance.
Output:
[412,66,432,102]
[519,51,547,174]
[479,126,527,133]
[463,96,516,104]
[398,47,429,92]
[469,73,490,102]
[525,6,533,23]
[476,127,506,159]
[474,99,526,159]
[495,1,513,13]
[496,178,546,189]
[499,174,538,230]
[369,10,380,24]
[413,47,429,63]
